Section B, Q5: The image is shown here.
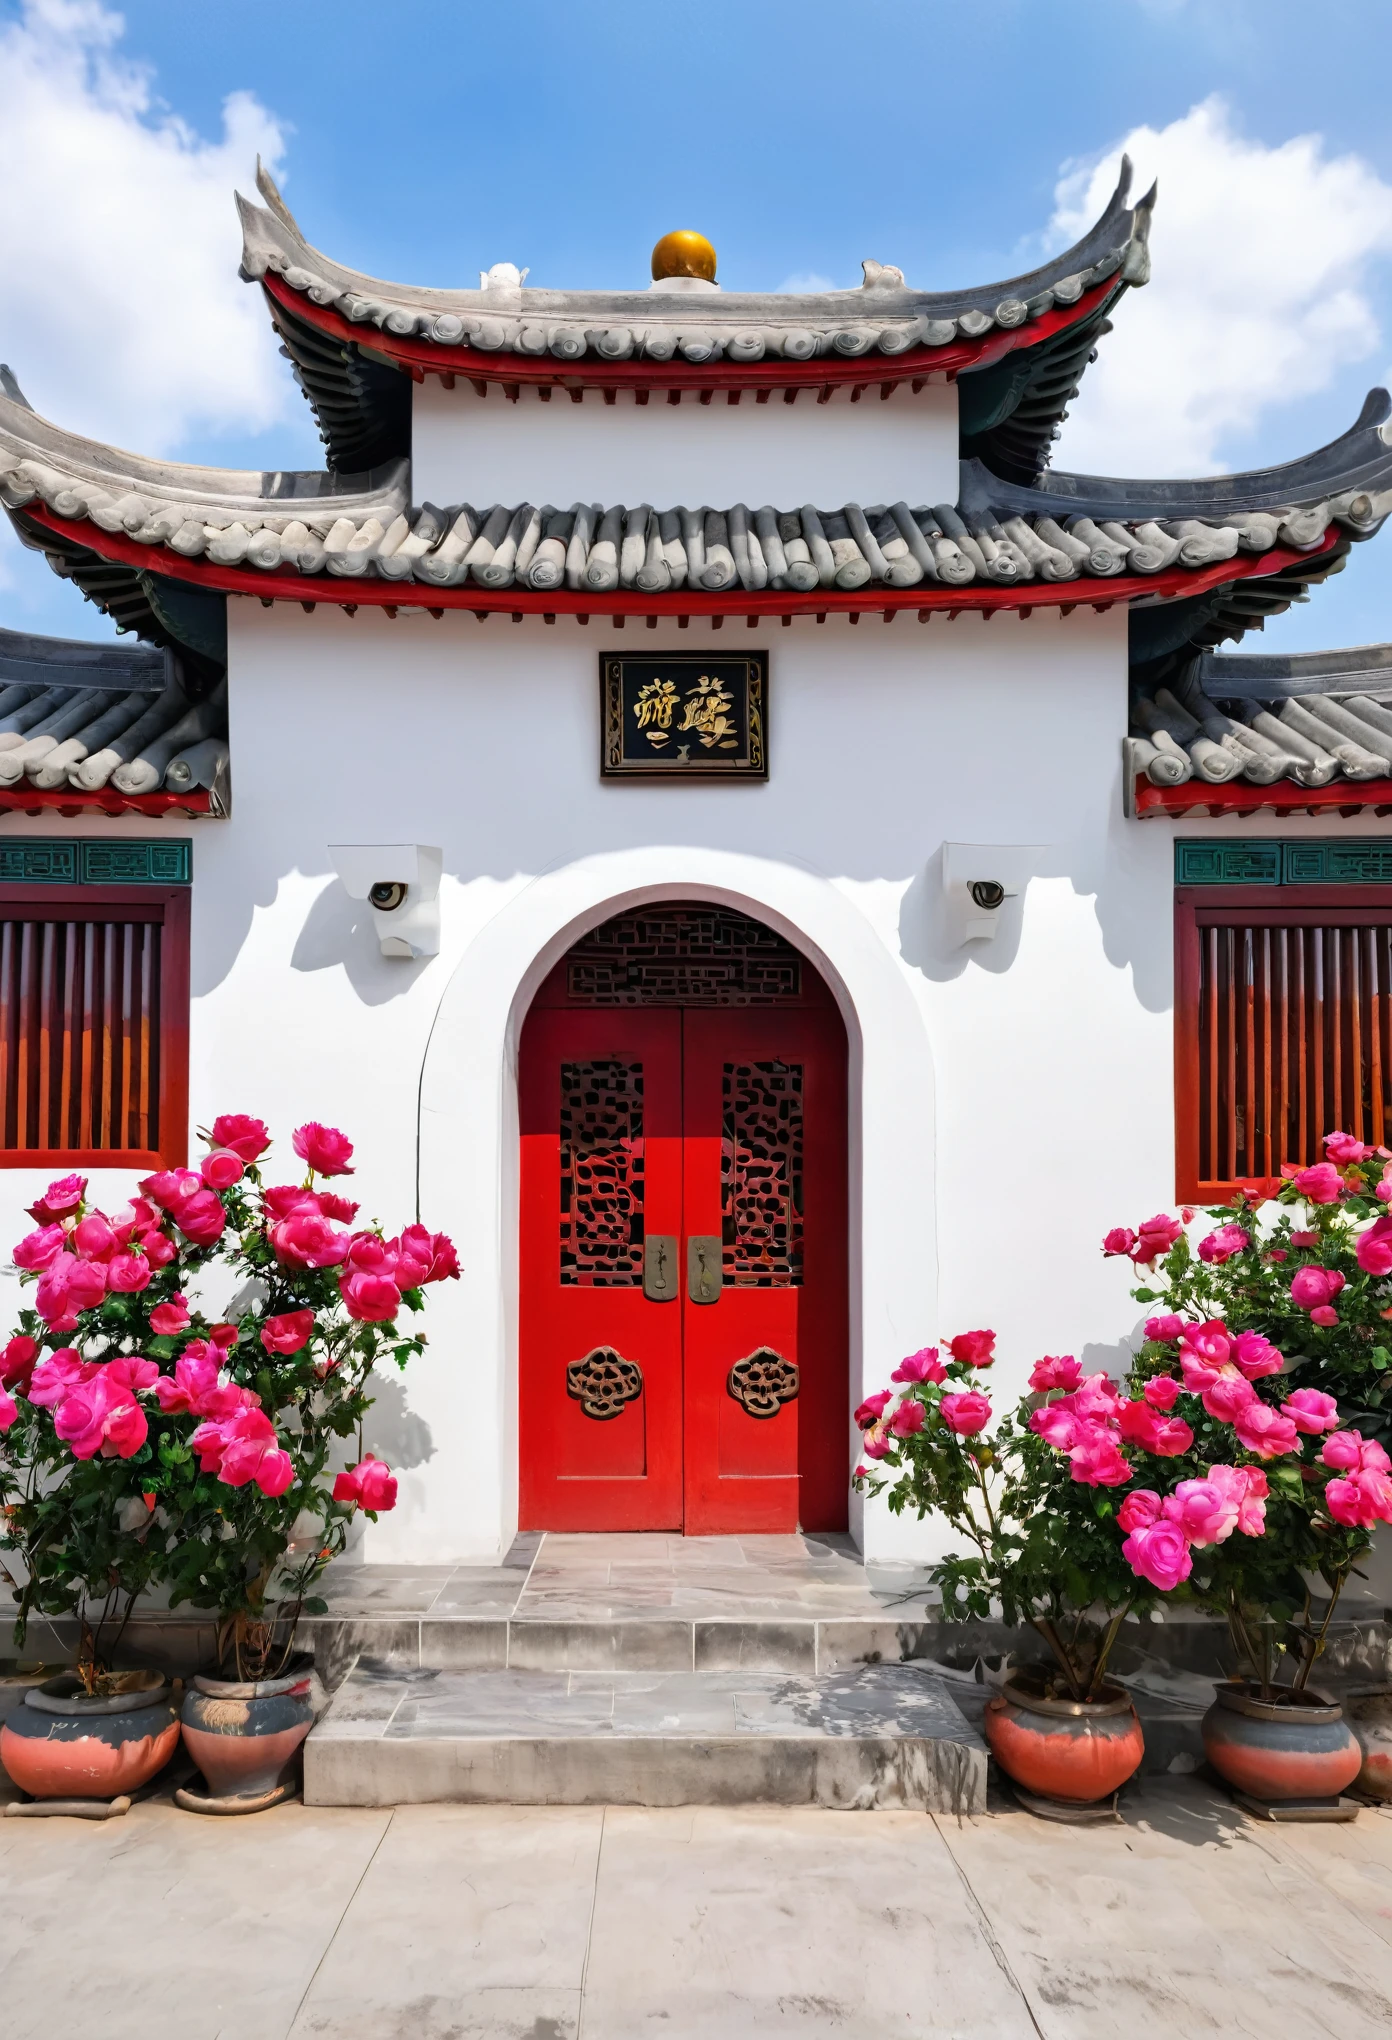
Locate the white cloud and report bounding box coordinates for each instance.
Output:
[1050,98,1392,475]
[0,0,298,456]
[776,271,837,295]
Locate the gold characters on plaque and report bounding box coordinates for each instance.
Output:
[633,673,738,756]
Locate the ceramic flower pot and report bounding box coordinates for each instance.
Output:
[983,1678,1145,1804]
[1201,1681,1362,1803]
[179,1660,317,1805]
[1343,1688,1392,1802]
[0,1672,180,1801]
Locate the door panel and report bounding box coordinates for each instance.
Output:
[681,1010,848,1533]
[519,1008,683,1529]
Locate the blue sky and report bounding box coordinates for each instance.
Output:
[1,0,1390,648]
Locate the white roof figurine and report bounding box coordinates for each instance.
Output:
[478,262,528,293]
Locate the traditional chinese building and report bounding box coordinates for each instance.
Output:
[1,162,1391,1565]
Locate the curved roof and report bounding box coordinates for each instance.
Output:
[243,162,1152,478]
[240,158,1152,371]
[1,379,1385,621]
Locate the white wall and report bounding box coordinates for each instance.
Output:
[5,599,1390,1566]
[411,378,960,513]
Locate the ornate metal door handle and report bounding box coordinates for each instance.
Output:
[643,1235,678,1302]
[687,1235,723,1305]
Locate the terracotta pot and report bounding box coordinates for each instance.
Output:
[180,1660,317,1801]
[1201,1681,1362,1803]
[1344,1688,1392,1803]
[983,1678,1145,1804]
[0,1672,180,1801]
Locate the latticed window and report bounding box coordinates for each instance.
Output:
[0,887,189,1167]
[1175,887,1392,1199]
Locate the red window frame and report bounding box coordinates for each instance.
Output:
[0,884,190,1170]
[1175,884,1392,1203]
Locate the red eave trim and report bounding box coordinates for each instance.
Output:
[261,273,1121,393]
[0,787,211,818]
[19,505,1339,623]
[1135,772,1392,819]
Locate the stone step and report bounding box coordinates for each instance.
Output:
[304,1662,986,1812]
[300,1610,936,1683]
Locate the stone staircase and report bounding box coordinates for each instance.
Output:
[301,1532,986,1812]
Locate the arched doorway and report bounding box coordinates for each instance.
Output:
[519,902,849,1535]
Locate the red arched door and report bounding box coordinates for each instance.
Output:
[519,905,848,1534]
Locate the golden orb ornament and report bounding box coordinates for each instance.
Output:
[651,229,717,284]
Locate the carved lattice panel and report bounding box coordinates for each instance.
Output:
[567,907,801,1006]
[566,1348,644,1420]
[560,1061,645,1285]
[721,1061,804,1287]
[727,1348,799,1419]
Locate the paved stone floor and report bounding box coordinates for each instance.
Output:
[3,1778,1392,2037]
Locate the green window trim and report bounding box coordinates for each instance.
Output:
[1175,840,1392,887]
[0,839,191,885]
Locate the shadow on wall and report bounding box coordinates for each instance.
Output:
[289,878,434,1006]
[362,1371,436,1475]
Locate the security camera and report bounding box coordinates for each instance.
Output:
[328,845,442,960]
[942,843,1048,945]
[968,880,1007,911]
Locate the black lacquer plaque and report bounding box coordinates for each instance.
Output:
[601,651,767,780]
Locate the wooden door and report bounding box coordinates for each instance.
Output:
[518,905,848,1534]
[681,1009,847,1532]
[519,1008,684,1529]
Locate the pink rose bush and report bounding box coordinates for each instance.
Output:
[0,1118,457,1683]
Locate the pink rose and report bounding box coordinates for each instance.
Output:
[1281,1389,1341,1435]
[339,1271,402,1323]
[1362,1438,1392,1475]
[345,1232,394,1274]
[1117,1400,1161,1447]
[393,1224,458,1282]
[1232,1401,1300,1460]
[154,1349,222,1416]
[261,1309,315,1356]
[35,1252,105,1328]
[1357,1216,1392,1277]
[1378,1173,1392,1204]
[1150,1416,1195,1456]
[1122,1520,1193,1591]
[0,1335,38,1390]
[140,1229,177,1269]
[292,1121,355,1177]
[1322,1429,1364,1471]
[854,1390,892,1430]
[1029,1355,1083,1392]
[860,1422,892,1460]
[53,1370,147,1460]
[890,1400,925,1437]
[262,1184,322,1223]
[1118,1489,1162,1533]
[148,1295,192,1336]
[72,1213,117,1259]
[139,1168,202,1211]
[26,1348,92,1407]
[1068,1430,1133,1487]
[1294,1162,1343,1205]
[1163,1477,1239,1547]
[1290,1266,1345,1313]
[1267,1250,1288,1263]
[1311,1305,1341,1327]
[1199,1225,1249,1266]
[317,1190,362,1226]
[1207,1464,1268,1537]
[1144,1315,1186,1343]
[12,1224,68,1271]
[195,1405,295,1496]
[26,1173,87,1224]
[892,1347,946,1385]
[1029,1402,1078,1450]
[948,1330,996,1369]
[940,1391,992,1437]
[105,1251,152,1294]
[1325,1469,1392,1530]
[0,1383,16,1432]
[333,1454,397,1512]
[1102,1227,1137,1258]
[1143,1375,1182,1411]
[1131,1215,1184,1267]
[1290,1230,1319,1246]
[271,1213,349,1270]
[1071,1374,1124,1423]
[201,1149,245,1191]
[1181,1322,1232,1368]
[1202,1369,1258,1425]
[1231,1332,1283,1381]
[1325,1131,1372,1165]
[171,1189,226,1248]
[209,1114,271,1163]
